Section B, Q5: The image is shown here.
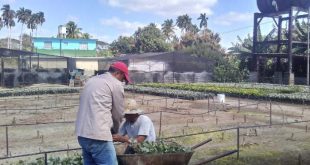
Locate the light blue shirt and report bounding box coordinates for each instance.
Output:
[120,115,156,142]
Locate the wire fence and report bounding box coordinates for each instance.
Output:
[0,91,309,164]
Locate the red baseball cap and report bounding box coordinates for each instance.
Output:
[111,61,131,83]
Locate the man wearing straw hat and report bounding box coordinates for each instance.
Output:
[113,99,156,143]
[75,61,130,165]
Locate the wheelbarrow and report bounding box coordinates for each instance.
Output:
[115,138,213,165]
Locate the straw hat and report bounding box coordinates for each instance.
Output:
[124,99,143,115]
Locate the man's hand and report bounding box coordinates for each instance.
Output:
[112,134,129,143]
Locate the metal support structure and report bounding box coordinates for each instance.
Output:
[287,7,294,84]
[307,7,310,86]
[252,13,259,73]
[252,6,310,85]
[194,150,238,165]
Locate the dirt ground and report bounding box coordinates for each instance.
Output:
[0,90,310,165]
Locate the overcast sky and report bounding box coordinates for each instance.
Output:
[0,0,267,49]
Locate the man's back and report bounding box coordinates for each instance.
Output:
[75,73,124,141]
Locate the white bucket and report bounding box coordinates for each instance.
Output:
[217,94,225,103]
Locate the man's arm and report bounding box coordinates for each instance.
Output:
[112,134,145,143]
[136,135,146,143]
[113,134,130,143]
[111,87,124,134]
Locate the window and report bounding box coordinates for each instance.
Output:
[80,42,88,50]
[44,41,52,49]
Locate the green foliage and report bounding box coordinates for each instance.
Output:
[65,21,82,39]
[125,85,213,100]
[110,36,136,54]
[134,23,170,53]
[0,87,80,97]
[111,23,170,54]
[12,154,83,165]
[138,83,308,103]
[133,141,190,154]
[213,58,249,83]
[161,19,175,42]
[97,49,113,57]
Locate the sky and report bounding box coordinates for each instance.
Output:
[0,0,267,49]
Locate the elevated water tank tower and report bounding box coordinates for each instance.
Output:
[257,0,310,14]
[252,0,310,85]
[58,25,67,38]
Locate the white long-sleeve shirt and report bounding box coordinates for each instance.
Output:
[75,72,124,141]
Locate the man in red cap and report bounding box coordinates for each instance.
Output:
[75,61,130,165]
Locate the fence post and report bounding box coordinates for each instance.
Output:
[237,127,240,159]
[238,97,240,113]
[6,126,9,157]
[44,152,48,165]
[159,111,162,138]
[270,100,272,126]
[208,97,210,113]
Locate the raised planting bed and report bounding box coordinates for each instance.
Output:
[0,87,81,97]
[138,83,310,104]
[125,85,213,100]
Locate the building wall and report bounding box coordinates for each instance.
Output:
[33,38,97,50]
[75,59,99,76]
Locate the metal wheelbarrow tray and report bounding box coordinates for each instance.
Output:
[117,152,194,165]
[116,138,212,165]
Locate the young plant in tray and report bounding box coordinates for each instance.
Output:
[133,141,191,154]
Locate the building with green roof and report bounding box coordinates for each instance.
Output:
[32,37,97,57]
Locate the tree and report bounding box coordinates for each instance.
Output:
[21,33,32,51]
[197,13,208,29]
[1,4,15,49]
[0,17,3,31]
[35,11,45,36]
[16,7,32,50]
[134,23,169,53]
[66,21,82,38]
[176,14,192,33]
[81,33,91,39]
[161,19,175,42]
[27,14,38,38]
[213,57,249,83]
[228,27,278,82]
[110,36,135,54]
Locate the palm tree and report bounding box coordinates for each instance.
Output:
[1,4,15,49]
[16,7,32,50]
[188,24,199,34]
[35,11,45,36]
[66,21,82,38]
[197,13,208,29]
[176,14,192,33]
[0,17,3,30]
[27,14,38,38]
[161,19,175,42]
[82,33,91,39]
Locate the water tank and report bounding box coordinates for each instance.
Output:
[257,0,310,14]
[58,25,67,38]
